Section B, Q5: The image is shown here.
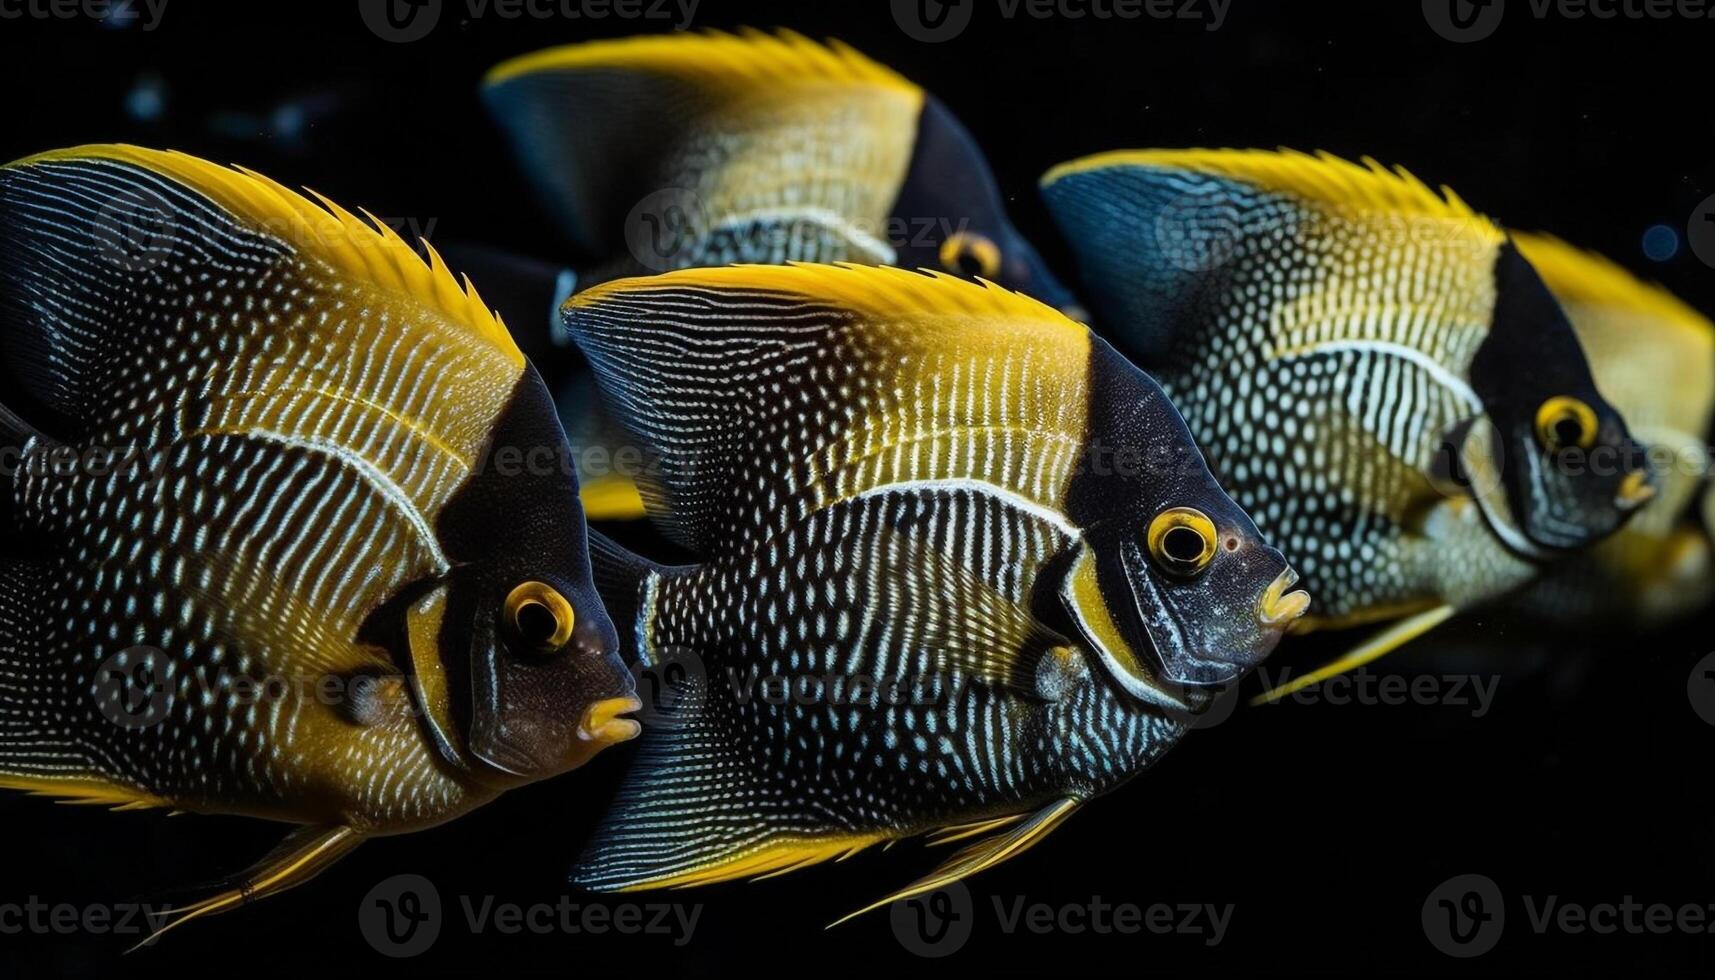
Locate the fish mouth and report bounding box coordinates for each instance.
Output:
[578,695,643,746]
[1257,568,1311,627]
[1616,468,1656,511]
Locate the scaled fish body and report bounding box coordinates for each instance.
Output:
[561,263,1307,917]
[1506,233,1715,624]
[0,146,638,937]
[1040,150,1652,687]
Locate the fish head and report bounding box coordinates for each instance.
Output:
[889,96,1084,318]
[411,366,638,785]
[1060,352,1309,704]
[1455,244,1655,558]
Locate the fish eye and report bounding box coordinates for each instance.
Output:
[1146,507,1218,578]
[1534,396,1598,453]
[503,581,575,654]
[939,231,1003,280]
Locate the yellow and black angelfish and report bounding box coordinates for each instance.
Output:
[1505,232,1715,624]
[560,263,1308,920]
[0,146,639,941]
[1039,150,1653,697]
[478,30,1081,520]
[482,29,1075,306]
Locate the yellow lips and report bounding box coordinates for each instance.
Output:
[1257,568,1312,627]
[579,695,643,745]
[1616,468,1656,510]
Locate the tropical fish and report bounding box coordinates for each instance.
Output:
[483,29,1077,308]
[1039,150,1654,698]
[559,263,1308,919]
[478,29,1083,519]
[1504,232,1715,624]
[0,145,639,941]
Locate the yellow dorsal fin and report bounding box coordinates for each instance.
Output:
[11,144,520,366]
[572,262,1081,337]
[1512,231,1714,342]
[485,27,919,98]
[1043,148,1504,242]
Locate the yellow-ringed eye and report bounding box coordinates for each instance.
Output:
[1146,507,1218,578]
[939,231,1003,280]
[1534,396,1598,452]
[503,581,575,653]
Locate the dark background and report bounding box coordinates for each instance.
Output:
[1,0,1712,976]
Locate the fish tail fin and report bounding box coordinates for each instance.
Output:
[585,529,693,668]
[436,242,578,362]
[572,672,887,892]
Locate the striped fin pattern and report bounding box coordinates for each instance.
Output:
[0,148,523,828]
[564,264,1091,552]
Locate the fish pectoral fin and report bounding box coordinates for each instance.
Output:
[1249,605,1457,706]
[128,825,363,951]
[579,474,649,521]
[828,798,1082,929]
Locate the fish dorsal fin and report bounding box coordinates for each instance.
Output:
[1041,148,1505,381]
[1513,231,1713,341]
[14,144,517,362]
[486,28,917,96]
[562,263,1092,553]
[1046,148,1496,229]
[484,30,923,268]
[1513,231,1715,530]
